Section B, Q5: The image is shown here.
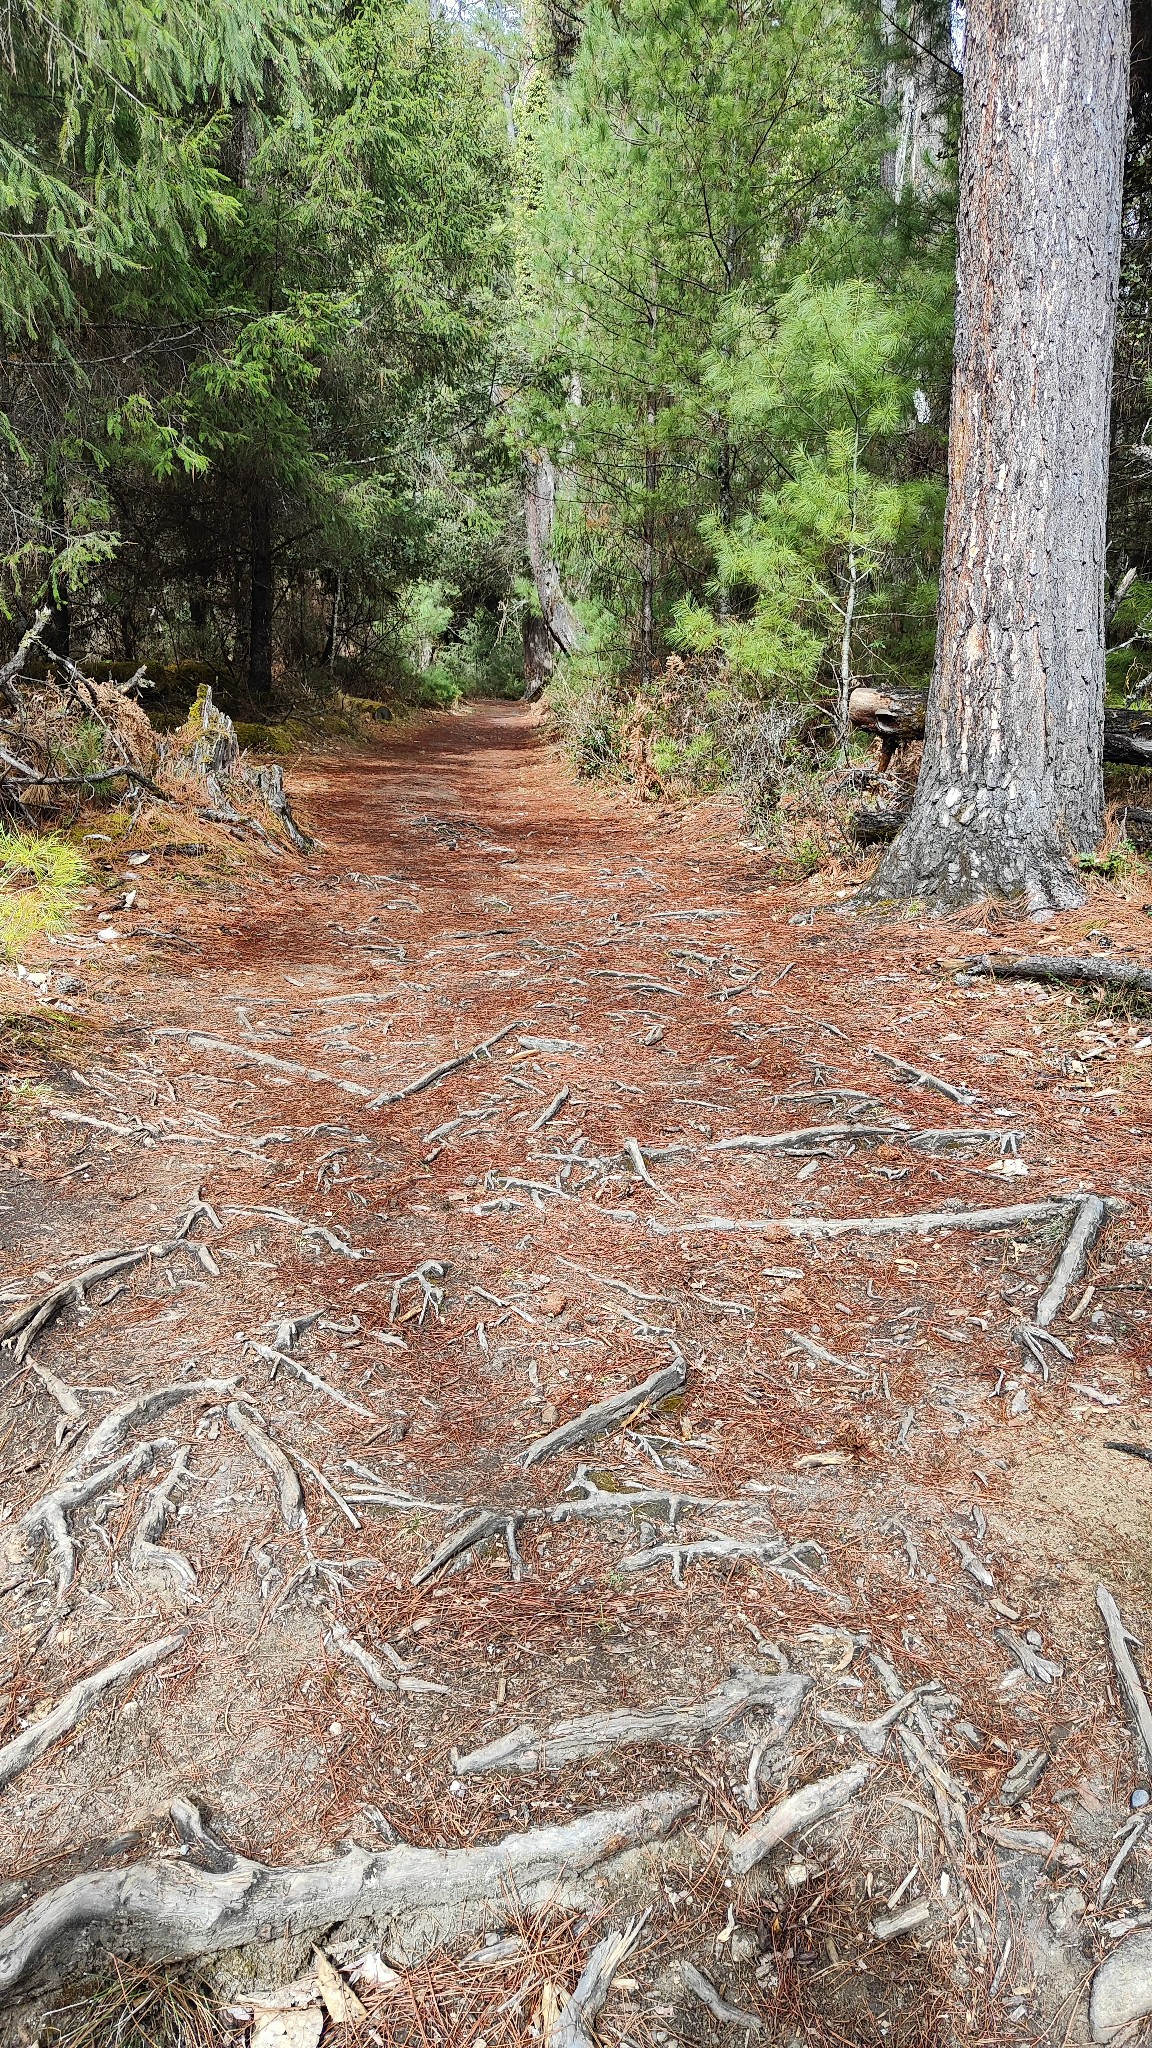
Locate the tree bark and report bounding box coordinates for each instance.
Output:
[248,483,274,704]
[522,611,555,700]
[525,450,585,657]
[870,0,1130,910]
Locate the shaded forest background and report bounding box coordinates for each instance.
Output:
[5,0,1152,790]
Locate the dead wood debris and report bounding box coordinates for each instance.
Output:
[454,1672,809,1776]
[868,1046,976,1105]
[0,1789,696,1994]
[970,950,1152,997]
[1033,1192,1111,1328]
[659,1196,1082,1242]
[0,1633,185,1794]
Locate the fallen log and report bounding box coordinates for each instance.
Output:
[849,686,1152,765]
[454,1672,809,1776]
[970,952,1152,997]
[0,1788,696,1994]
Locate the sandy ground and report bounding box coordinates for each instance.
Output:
[1,701,1151,2045]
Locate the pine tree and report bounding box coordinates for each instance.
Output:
[871,0,1131,907]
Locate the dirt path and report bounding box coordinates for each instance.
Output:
[2,702,1152,2043]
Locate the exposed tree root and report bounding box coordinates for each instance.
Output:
[0,1789,696,1994]
[0,1634,185,1795]
[454,1672,809,1775]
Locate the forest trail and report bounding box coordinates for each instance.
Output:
[3,704,1152,2042]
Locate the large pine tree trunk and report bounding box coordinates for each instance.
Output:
[871,0,1129,911]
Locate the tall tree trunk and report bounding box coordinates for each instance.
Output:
[871,0,1129,911]
[524,450,584,656]
[248,484,274,704]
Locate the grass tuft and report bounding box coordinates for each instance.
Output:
[44,1959,223,2048]
[0,827,86,960]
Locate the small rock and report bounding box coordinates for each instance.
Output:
[1133,1789,1149,1810]
[1048,1888,1086,1940]
[1090,1927,1152,2041]
[96,926,121,943]
[539,1402,558,1427]
[538,1289,568,1316]
[250,2012,324,2048]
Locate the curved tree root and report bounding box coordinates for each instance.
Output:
[0,1788,697,1995]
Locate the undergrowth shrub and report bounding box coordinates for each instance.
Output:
[0,828,86,959]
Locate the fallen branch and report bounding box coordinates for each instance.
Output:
[152,1030,376,1099]
[970,951,1152,997]
[1097,1584,1152,1772]
[366,1022,522,1110]
[455,1673,809,1776]
[522,1351,687,1468]
[679,1961,763,2036]
[247,1341,375,1421]
[729,1762,873,1875]
[868,1047,976,1105]
[1034,1192,1110,1327]
[0,1634,184,1795]
[227,1403,303,1531]
[529,1086,570,1132]
[0,1788,696,1993]
[658,1198,1077,1242]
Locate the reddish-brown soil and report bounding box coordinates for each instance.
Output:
[1,701,1151,2045]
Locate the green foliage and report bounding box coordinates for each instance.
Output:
[0,0,520,702]
[0,828,87,959]
[675,278,945,728]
